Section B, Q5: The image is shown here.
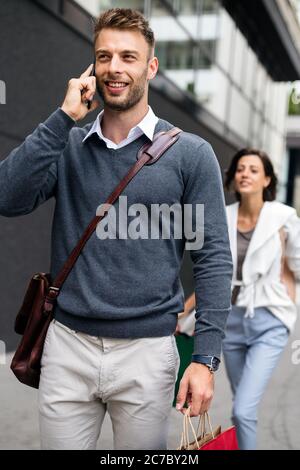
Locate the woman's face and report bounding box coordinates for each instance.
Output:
[234,155,271,198]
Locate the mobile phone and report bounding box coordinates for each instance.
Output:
[87,60,95,110]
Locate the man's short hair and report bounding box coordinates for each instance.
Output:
[94,8,155,58]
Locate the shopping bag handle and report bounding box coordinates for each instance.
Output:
[179,407,215,450]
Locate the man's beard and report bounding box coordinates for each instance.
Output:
[96,67,148,111]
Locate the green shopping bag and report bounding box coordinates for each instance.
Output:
[173,333,194,407]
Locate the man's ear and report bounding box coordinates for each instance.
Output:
[148,56,159,80]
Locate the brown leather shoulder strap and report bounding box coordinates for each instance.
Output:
[44,126,182,309]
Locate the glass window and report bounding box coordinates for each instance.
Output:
[196,40,215,68]
[115,0,145,12]
[155,40,214,70]
[202,0,219,13]
[152,0,171,16]
[156,41,195,69]
[176,0,199,15]
[85,0,145,12]
[174,0,220,14]
[75,0,145,15]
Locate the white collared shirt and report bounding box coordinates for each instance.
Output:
[82,106,159,149]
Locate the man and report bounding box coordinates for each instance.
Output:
[0,9,232,450]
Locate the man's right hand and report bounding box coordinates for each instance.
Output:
[61,64,100,122]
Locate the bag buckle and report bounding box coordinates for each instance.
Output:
[43,286,60,314]
[48,286,60,294]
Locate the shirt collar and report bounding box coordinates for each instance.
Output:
[82,106,158,145]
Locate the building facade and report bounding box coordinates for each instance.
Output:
[75,0,300,201]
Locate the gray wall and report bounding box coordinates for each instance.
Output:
[0,0,236,351]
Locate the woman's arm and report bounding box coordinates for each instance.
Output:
[279,214,300,303]
[178,292,196,320]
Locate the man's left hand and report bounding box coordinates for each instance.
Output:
[176,362,214,417]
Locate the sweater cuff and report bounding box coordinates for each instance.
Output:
[43,108,76,140]
[192,331,224,361]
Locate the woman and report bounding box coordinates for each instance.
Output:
[223,148,300,450]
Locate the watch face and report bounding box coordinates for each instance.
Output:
[209,357,219,371]
[213,358,220,369]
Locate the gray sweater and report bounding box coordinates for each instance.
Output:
[0,108,233,359]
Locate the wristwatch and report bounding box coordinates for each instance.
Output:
[191,354,220,372]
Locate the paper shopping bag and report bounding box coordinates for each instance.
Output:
[177,407,238,450]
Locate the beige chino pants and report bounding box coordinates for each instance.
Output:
[38,319,180,450]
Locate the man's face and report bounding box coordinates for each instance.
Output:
[94,28,158,111]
